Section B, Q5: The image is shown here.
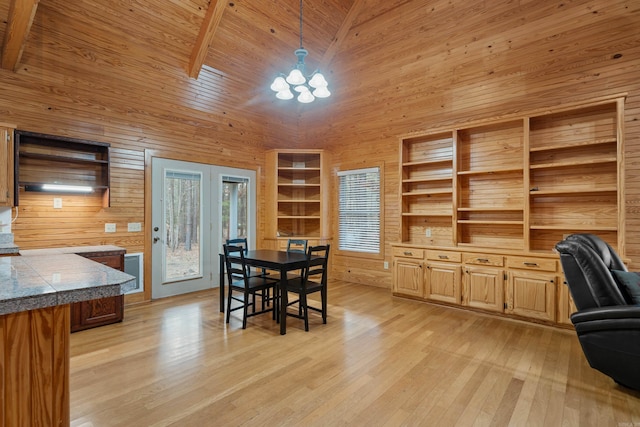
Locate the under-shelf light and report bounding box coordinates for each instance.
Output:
[41,184,94,193]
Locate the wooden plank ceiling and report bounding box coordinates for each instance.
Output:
[0,0,365,117]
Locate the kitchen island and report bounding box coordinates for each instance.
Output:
[0,254,135,426]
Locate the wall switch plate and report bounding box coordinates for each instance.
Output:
[53,198,62,209]
[128,222,142,232]
[105,223,116,233]
[425,228,432,237]
[383,261,389,269]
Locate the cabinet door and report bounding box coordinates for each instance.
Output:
[393,258,424,297]
[71,295,124,332]
[71,252,125,332]
[557,283,577,326]
[0,127,14,206]
[426,262,461,304]
[463,266,504,312]
[506,270,556,322]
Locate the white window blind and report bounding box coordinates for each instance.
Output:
[338,167,380,253]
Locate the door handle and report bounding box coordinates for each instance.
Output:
[153,237,160,243]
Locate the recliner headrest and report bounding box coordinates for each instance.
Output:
[566,233,626,271]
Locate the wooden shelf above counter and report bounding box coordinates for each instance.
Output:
[15,130,111,207]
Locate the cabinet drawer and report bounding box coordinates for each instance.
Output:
[82,254,123,270]
[392,247,424,259]
[426,250,461,263]
[463,253,504,267]
[507,256,557,272]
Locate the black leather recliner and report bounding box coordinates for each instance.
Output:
[555,233,640,390]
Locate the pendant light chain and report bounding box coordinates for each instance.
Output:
[299,0,304,49]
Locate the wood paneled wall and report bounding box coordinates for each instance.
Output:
[303,0,640,286]
[1,0,638,299]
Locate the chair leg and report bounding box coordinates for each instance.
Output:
[274,286,280,322]
[301,292,309,331]
[242,291,249,329]
[226,287,233,324]
[321,287,327,324]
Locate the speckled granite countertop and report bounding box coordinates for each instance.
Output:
[0,233,18,255]
[0,244,19,255]
[0,254,136,315]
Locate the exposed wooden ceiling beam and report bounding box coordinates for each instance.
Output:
[188,0,226,79]
[1,0,39,71]
[318,0,365,71]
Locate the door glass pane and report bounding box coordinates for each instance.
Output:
[222,176,249,242]
[164,170,202,283]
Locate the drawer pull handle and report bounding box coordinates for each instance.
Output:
[403,251,413,256]
[476,258,489,263]
[523,262,539,267]
[438,255,449,259]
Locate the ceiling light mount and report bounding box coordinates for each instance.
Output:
[270,0,330,103]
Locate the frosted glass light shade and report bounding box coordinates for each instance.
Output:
[308,73,328,88]
[297,90,315,103]
[312,86,331,98]
[270,76,289,92]
[286,69,306,85]
[276,89,294,100]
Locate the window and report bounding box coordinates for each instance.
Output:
[338,167,381,253]
[221,176,249,242]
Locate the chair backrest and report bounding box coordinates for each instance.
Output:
[555,238,628,310]
[226,238,249,254]
[223,244,248,284]
[302,244,330,285]
[566,233,627,272]
[287,239,308,253]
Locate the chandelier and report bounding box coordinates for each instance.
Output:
[270,0,330,103]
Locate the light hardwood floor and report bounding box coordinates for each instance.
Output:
[70,280,640,426]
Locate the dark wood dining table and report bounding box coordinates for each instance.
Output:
[219,249,309,335]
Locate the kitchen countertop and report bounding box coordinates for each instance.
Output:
[0,243,19,255]
[19,245,126,256]
[0,253,136,315]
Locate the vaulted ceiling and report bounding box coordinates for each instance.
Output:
[1,0,638,153]
[0,0,380,119]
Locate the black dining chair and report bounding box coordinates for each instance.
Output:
[285,244,330,331]
[226,237,269,278]
[223,244,279,329]
[287,239,308,253]
[286,238,308,279]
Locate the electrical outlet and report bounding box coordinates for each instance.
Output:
[105,223,116,233]
[425,228,432,237]
[383,261,389,270]
[128,222,142,232]
[53,198,62,209]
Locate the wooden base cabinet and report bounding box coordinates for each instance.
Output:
[463,265,505,313]
[505,256,557,322]
[392,247,424,298]
[71,249,125,332]
[392,244,567,327]
[557,284,578,326]
[425,250,461,304]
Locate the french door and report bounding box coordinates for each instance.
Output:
[151,157,256,299]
